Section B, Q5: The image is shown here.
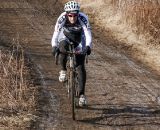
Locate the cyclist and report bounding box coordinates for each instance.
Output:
[51,1,92,106]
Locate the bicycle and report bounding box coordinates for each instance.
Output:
[55,41,87,120]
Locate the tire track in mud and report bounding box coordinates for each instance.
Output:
[27,53,58,129]
[1,0,160,130]
[80,29,160,129]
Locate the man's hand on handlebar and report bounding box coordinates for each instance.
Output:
[52,46,60,56]
[84,46,91,55]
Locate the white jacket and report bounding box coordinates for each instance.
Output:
[51,12,92,48]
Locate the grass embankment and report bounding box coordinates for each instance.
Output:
[0,44,36,129]
[111,0,160,42]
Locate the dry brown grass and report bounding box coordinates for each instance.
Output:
[111,0,160,44]
[0,43,36,129]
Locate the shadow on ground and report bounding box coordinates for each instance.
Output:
[78,104,160,127]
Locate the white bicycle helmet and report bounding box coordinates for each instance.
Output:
[64,1,80,13]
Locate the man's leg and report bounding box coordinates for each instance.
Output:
[76,55,87,106]
[76,55,86,95]
[58,40,68,82]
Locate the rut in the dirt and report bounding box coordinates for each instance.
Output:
[0,0,160,130]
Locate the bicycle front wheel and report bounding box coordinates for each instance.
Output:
[70,70,76,120]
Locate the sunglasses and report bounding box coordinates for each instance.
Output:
[67,14,78,17]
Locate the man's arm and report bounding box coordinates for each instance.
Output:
[78,12,92,48]
[51,12,66,47]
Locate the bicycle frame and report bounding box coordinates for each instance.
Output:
[66,42,78,120]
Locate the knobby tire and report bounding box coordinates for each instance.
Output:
[70,70,76,120]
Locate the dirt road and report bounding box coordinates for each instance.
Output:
[0,0,160,130]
